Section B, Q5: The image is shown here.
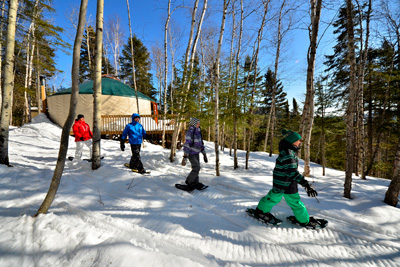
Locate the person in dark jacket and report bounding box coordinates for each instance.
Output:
[180,117,208,191]
[254,129,318,227]
[120,113,147,173]
[72,114,93,159]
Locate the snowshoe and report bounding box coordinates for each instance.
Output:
[195,183,208,190]
[84,156,104,162]
[175,184,195,192]
[124,163,150,174]
[287,216,328,230]
[246,208,282,226]
[133,169,151,174]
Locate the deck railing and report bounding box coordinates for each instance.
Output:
[100,114,178,135]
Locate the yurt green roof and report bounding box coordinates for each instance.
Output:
[50,77,156,102]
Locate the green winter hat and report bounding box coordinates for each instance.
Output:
[281,129,302,144]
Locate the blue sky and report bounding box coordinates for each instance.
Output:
[49,0,337,106]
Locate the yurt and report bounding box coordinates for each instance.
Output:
[47,77,157,130]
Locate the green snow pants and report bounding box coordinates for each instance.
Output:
[257,189,310,224]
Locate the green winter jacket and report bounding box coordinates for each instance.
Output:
[272,139,308,194]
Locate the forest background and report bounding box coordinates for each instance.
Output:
[0,0,399,207]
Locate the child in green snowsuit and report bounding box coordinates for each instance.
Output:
[256,129,318,226]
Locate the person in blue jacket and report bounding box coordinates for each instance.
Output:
[120,113,147,173]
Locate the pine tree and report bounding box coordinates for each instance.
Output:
[259,68,287,153]
[79,26,111,83]
[120,35,156,98]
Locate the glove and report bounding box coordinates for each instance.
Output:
[303,183,318,197]
[80,137,84,141]
[203,153,208,163]
[120,139,126,151]
[181,157,186,166]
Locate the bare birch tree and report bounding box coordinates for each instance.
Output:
[298,0,322,176]
[344,0,357,199]
[126,0,139,113]
[213,0,230,176]
[35,0,88,215]
[162,0,172,148]
[233,0,244,169]
[0,0,19,166]
[245,0,270,169]
[264,0,295,157]
[169,0,207,162]
[23,0,41,124]
[92,0,104,170]
[105,15,124,77]
[354,0,371,179]
[162,0,181,148]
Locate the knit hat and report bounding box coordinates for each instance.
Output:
[189,117,200,127]
[281,129,301,144]
[77,114,84,120]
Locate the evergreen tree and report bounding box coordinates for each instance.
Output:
[120,35,156,98]
[323,3,364,106]
[79,26,112,83]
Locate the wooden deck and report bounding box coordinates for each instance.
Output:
[100,114,178,135]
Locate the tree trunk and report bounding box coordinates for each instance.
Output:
[233,0,244,169]
[170,0,207,162]
[265,0,284,155]
[126,0,139,113]
[355,0,371,179]
[300,0,322,176]
[0,0,6,112]
[344,0,357,199]
[384,140,400,206]
[162,0,172,148]
[35,0,88,215]
[23,0,40,124]
[0,0,19,166]
[92,0,104,170]
[213,0,230,176]
[245,0,269,169]
[36,45,41,114]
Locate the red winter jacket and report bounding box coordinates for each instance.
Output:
[72,119,93,142]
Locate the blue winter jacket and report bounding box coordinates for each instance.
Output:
[121,113,147,145]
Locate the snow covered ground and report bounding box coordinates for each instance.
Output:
[0,114,399,267]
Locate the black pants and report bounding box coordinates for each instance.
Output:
[185,154,200,185]
[129,144,144,171]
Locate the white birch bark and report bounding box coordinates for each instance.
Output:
[299,0,322,176]
[23,0,41,124]
[92,0,104,170]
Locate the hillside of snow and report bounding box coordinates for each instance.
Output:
[0,114,399,266]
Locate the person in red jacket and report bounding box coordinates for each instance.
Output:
[72,114,93,160]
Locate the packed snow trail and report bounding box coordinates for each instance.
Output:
[0,114,399,266]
